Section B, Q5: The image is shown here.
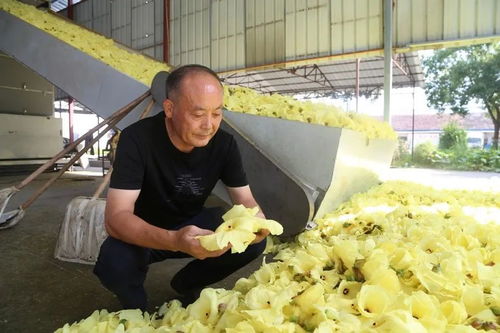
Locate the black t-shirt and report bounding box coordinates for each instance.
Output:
[110,112,247,229]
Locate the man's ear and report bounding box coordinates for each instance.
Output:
[163,99,174,118]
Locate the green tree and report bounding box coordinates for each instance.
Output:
[439,122,467,150]
[422,43,500,149]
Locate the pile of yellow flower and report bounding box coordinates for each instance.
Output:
[0,0,171,86]
[56,181,499,332]
[224,86,396,140]
[0,0,396,141]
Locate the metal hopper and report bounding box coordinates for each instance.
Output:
[217,112,396,236]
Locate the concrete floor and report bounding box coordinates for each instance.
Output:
[0,167,498,332]
[0,170,262,333]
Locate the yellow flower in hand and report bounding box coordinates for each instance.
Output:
[197,205,283,254]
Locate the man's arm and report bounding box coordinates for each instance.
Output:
[105,188,228,259]
[226,185,270,243]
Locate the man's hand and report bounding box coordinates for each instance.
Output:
[174,225,230,259]
[251,228,270,244]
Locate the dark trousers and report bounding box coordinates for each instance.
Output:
[93,207,266,311]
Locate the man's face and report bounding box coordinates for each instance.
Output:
[163,73,223,152]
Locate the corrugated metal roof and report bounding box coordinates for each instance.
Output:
[220,52,424,96]
[50,0,84,12]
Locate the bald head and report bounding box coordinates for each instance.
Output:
[166,64,223,101]
[162,64,224,152]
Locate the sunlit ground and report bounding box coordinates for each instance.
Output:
[381,167,500,192]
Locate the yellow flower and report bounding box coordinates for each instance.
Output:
[389,248,414,271]
[214,310,246,332]
[251,259,281,286]
[284,249,323,274]
[337,280,363,299]
[367,268,401,294]
[225,320,256,333]
[186,288,221,325]
[375,310,427,332]
[476,262,500,289]
[313,320,339,333]
[356,285,391,317]
[405,291,440,320]
[198,229,255,253]
[222,205,259,220]
[310,268,340,294]
[170,319,213,333]
[324,294,358,315]
[461,285,487,316]
[412,265,462,299]
[305,242,334,265]
[440,300,468,325]
[198,205,283,253]
[243,285,275,310]
[404,290,446,331]
[244,284,295,314]
[157,300,187,327]
[440,253,464,283]
[293,284,325,314]
[333,239,363,271]
[484,285,500,308]
[54,181,500,332]
[361,249,389,280]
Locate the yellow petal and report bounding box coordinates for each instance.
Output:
[440,300,468,325]
[215,310,246,332]
[196,233,225,251]
[187,288,219,325]
[462,285,487,316]
[244,285,276,310]
[389,248,414,271]
[197,230,255,253]
[293,284,325,313]
[222,204,259,220]
[157,300,188,326]
[367,268,400,294]
[477,262,500,289]
[333,239,363,270]
[405,291,440,320]
[357,285,391,317]
[226,230,257,253]
[362,249,389,280]
[375,310,427,332]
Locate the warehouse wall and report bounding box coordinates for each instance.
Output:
[62,0,500,72]
[394,0,500,46]
[169,0,385,69]
[171,0,500,71]
[62,0,164,60]
[170,0,211,66]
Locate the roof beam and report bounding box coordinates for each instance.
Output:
[285,64,335,91]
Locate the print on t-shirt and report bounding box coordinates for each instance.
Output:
[174,174,204,196]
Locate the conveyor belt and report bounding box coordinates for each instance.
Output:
[0,9,396,236]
